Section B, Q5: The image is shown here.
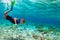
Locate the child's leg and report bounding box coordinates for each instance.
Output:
[4,9,11,17]
[11,6,13,11]
[11,0,15,11]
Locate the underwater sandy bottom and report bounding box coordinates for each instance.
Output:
[0,22,60,40]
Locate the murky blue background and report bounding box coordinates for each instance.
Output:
[0,0,60,40]
[0,0,60,26]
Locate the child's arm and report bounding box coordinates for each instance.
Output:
[14,18,17,25]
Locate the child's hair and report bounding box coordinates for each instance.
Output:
[23,19,25,23]
[21,19,25,23]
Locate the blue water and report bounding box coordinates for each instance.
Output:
[0,0,60,40]
[0,0,60,26]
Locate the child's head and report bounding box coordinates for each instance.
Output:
[20,19,25,24]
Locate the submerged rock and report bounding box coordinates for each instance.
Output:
[0,23,60,40]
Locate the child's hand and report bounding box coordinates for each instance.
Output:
[15,24,17,26]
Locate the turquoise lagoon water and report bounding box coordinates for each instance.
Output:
[0,0,60,40]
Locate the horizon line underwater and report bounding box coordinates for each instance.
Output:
[0,0,60,40]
